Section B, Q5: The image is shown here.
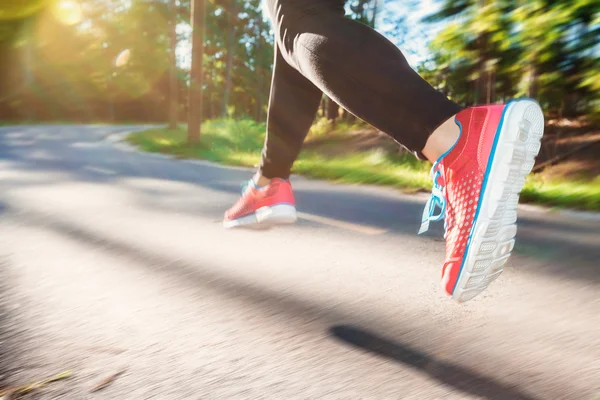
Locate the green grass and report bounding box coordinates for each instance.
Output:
[521,176,600,211]
[126,119,600,211]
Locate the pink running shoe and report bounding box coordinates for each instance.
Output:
[223,178,297,228]
[419,99,545,302]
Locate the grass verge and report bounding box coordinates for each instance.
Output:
[126,119,600,211]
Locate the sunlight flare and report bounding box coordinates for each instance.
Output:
[115,49,131,67]
[51,0,82,25]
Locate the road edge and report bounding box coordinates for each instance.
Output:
[108,130,600,223]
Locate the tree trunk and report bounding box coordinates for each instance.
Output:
[342,108,356,123]
[527,63,538,99]
[490,68,496,103]
[24,23,35,121]
[205,69,211,119]
[187,0,205,143]
[205,67,214,119]
[476,0,491,104]
[222,0,236,117]
[326,96,339,121]
[485,63,495,104]
[254,13,263,121]
[370,0,378,28]
[476,38,489,104]
[168,0,178,129]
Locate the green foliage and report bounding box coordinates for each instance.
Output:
[422,0,600,118]
[201,0,273,120]
[1,0,597,123]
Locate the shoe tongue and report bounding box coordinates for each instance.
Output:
[437,110,471,167]
[437,162,448,186]
[241,179,257,194]
[433,158,448,183]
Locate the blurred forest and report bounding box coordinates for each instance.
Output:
[0,0,598,124]
[0,0,272,122]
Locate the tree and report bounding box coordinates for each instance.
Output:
[0,0,274,124]
[424,0,515,105]
[187,0,204,143]
[347,0,379,27]
[221,0,238,117]
[168,0,178,129]
[422,0,599,118]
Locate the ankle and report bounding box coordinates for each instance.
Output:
[422,115,461,163]
[253,173,272,188]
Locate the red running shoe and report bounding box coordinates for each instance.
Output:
[223,178,297,228]
[419,99,545,302]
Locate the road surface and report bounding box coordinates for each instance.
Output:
[0,125,599,399]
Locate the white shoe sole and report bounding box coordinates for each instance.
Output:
[452,100,545,303]
[223,204,297,229]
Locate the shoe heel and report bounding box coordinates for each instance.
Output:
[256,204,297,225]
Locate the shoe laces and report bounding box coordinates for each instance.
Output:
[418,161,447,235]
[240,179,261,195]
[240,180,253,194]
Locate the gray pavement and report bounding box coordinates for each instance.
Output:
[0,125,599,399]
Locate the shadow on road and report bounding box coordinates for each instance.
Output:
[14,209,557,400]
[1,126,597,398]
[330,325,538,400]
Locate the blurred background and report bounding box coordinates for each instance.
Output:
[1,2,599,398]
[0,0,599,210]
[1,0,599,122]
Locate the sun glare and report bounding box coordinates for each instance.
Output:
[52,0,82,25]
[115,49,131,67]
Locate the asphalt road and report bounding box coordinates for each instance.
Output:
[0,125,599,399]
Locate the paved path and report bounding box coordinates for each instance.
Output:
[0,125,599,399]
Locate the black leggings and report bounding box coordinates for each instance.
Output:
[259,0,462,179]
